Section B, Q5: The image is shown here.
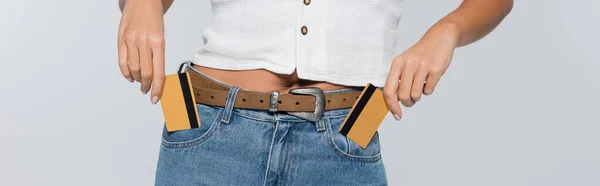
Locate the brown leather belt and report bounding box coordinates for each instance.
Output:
[184,63,362,121]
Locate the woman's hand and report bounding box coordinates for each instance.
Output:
[382,0,513,120]
[383,23,459,120]
[118,0,166,104]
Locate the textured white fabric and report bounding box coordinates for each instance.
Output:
[193,0,404,87]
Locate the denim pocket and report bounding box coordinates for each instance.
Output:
[161,104,224,149]
[325,116,382,162]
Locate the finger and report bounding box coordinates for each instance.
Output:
[411,63,428,102]
[126,34,141,82]
[383,57,404,121]
[423,67,443,95]
[138,38,153,94]
[149,35,165,104]
[118,35,133,83]
[397,61,416,107]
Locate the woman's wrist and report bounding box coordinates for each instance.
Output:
[120,0,167,13]
[421,20,461,48]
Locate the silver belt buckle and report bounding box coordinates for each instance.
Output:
[287,87,325,122]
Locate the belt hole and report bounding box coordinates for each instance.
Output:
[242,98,246,102]
[295,101,300,105]
[260,100,264,103]
[210,95,214,100]
[356,96,358,99]
[327,100,331,103]
[278,100,282,104]
[343,98,347,102]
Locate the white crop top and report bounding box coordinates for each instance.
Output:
[193,0,404,87]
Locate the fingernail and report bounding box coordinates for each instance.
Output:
[151,96,159,105]
[127,78,134,83]
[142,90,148,94]
[393,114,401,121]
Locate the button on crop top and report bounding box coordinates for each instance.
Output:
[193,0,404,87]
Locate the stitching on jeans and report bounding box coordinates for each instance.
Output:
[325,118,381,162]
[231,110,351,123]
[231,111,276,123]
[326,114,350,119]
[161,108,224,149]
[284,129,295,186]
[263,120,279,186]
[345,134,351,154]
[232,110,305,123]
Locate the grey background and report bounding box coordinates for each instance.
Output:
[1,0,598,185]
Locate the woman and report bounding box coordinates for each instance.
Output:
[118,0,512,185]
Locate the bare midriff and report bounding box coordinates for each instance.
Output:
[194,65,353,93]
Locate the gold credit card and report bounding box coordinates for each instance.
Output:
[339,83,389,149]
[160,72,201,132]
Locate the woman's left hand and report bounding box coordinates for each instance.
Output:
[383,23,459,120]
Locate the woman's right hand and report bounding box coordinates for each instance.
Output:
[118,0,166,104]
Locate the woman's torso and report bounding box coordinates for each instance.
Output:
[194,66,350,93]
[193,0,404,91]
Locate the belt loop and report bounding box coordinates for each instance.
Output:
[315,118,326,132]
[221,86,240,124]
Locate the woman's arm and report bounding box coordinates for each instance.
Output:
[118,0,174,104]
[119,0,174,13]
[383,0,514,120]
[434,0,514,47]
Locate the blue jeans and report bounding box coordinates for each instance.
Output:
[155,67,387,186]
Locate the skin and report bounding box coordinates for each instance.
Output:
[117,0,513,120]
[192,67,352,93]
[383,0,513,120]
[118,0,173,104]
[118,0,348,105]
